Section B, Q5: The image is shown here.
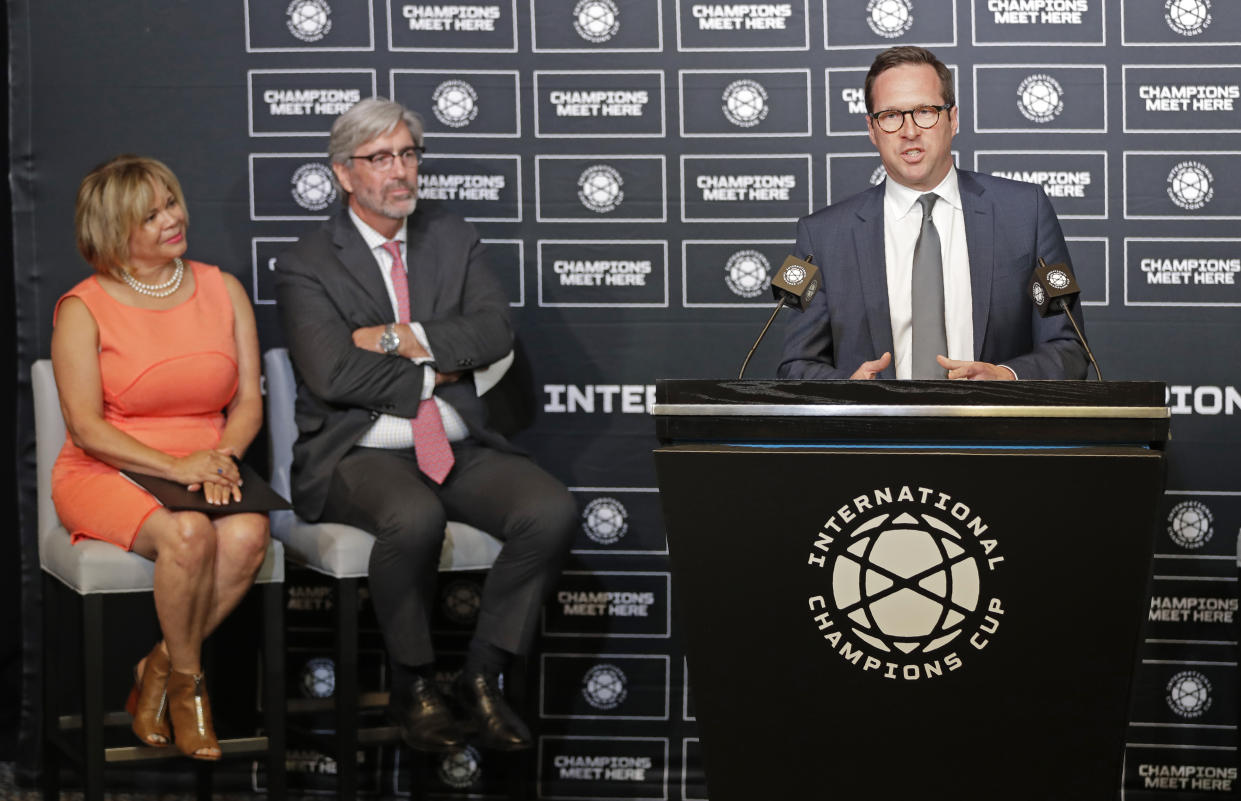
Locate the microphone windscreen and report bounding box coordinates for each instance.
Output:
[771,255,821,312]
[1030,259,1080,317]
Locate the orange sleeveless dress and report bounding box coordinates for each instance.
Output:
[51,262,239,549]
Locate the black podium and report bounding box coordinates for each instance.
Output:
[653,380,1169,801]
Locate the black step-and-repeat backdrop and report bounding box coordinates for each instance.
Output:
[9,0,1238,797]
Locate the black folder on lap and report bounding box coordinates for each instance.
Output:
[121,461,291,513]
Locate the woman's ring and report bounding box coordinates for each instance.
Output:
[217,468,223,475]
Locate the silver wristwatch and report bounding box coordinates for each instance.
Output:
[379,323,401,355]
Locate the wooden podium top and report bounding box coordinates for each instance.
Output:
[653,379,1169,447]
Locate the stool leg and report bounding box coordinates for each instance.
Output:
[507,657,531,801]
[263,581,287,801]
[41,574,61,801]
[195,762,212,801]
[80,594,105,801]
[336,578,359,801]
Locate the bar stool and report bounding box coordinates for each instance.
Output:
[264,348,528,800]
[32,359,286,801]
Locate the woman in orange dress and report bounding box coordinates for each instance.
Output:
[51,155,269,760]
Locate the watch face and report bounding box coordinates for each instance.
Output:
[380,329,400,354]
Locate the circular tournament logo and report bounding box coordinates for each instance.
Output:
[1032,282,1047,307]
[432,80,479,128]
[721,79,769,128]
[582,663,629,709]
[437,746,483,789]
[782,263,806,286]
[300,656,336,699]
[1166,500,1214,549]
[577,164,625,213]
[291,162,337,211]
[1165,0,1211,36]
[866,0,914,38]
[573,0,620,43]
[1017,74,1064,124]
[1167,161,1214,210]
[1046,269,1071,290]
[868,165,889,186]
[725,250,772,299]
[440,578,483,625]
[805,487,1005,681]
[286,0,333,42]
[582,497,629,545]
[1166,670,1212,718]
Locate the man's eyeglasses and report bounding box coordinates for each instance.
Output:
[348,146,425,171]
[868,103,953,133]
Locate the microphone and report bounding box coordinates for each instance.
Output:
[738,255,821,379]
[1029,258,1102,380]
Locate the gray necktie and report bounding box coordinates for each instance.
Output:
[911,193,947,379]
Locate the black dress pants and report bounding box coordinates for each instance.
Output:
[321,441,577,666]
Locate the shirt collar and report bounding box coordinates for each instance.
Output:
[884,165,961,220]
[347,207,407,252]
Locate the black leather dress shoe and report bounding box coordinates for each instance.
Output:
[387,676,465,752]
[453,671,532,751]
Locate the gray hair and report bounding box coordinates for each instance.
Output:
[327,97,424,165]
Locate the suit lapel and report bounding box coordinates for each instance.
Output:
[404,210,438,322]
[854,184,895,375]
[330,210,397,322]
[959,171,994,361]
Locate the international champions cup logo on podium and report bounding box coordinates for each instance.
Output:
[805,486,1006,681]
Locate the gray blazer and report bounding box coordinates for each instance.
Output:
[778,169,1088,381]
[275,204,517,521]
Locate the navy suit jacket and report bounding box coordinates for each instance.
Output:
[778,170,1088,380]
[275,204,517,521]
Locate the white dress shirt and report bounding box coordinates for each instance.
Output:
[882,167,975,380]
[348,209,470,446]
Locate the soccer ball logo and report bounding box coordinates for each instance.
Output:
[440,578,483,625]
[432,80,479,128]
[286,0,333,42]
[577,165,625,213]
[1032,282,1046,306]
[291,163,337,211]
[437,746,483,789]
[1166,500,1213,549]
[573,0,620,43]
[833,512,981,656]
[1167,161,1214,210]
[1046,270,1070,290]
[300,657,336,699]
[725,250,772,299]
[1017,74,1064,124]
[869,165,889,186]
[867,0,913,39]
[582,497,629,545]
[722,79,769,128]
[1165,0,1211,36]
[1166,670,1212,718]
[782,264,806,286]
[582,663,628,710]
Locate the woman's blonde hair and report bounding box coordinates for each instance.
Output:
[75,155,188,277]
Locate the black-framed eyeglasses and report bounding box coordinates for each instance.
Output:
[348,145,425,171]
[868,103,954,133]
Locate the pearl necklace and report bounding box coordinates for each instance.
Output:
[121,257,185,298]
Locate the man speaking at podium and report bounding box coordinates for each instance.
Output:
[778,46,1088,381]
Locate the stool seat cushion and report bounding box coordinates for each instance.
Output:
[263,348,504,579]
[33,358,283,594]
[271,510,502,578]
[41,523,285,595]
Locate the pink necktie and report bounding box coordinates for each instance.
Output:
[381,241,455,484]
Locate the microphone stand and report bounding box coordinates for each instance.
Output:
[738,295,788,379]
[1058,300,1103,381]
